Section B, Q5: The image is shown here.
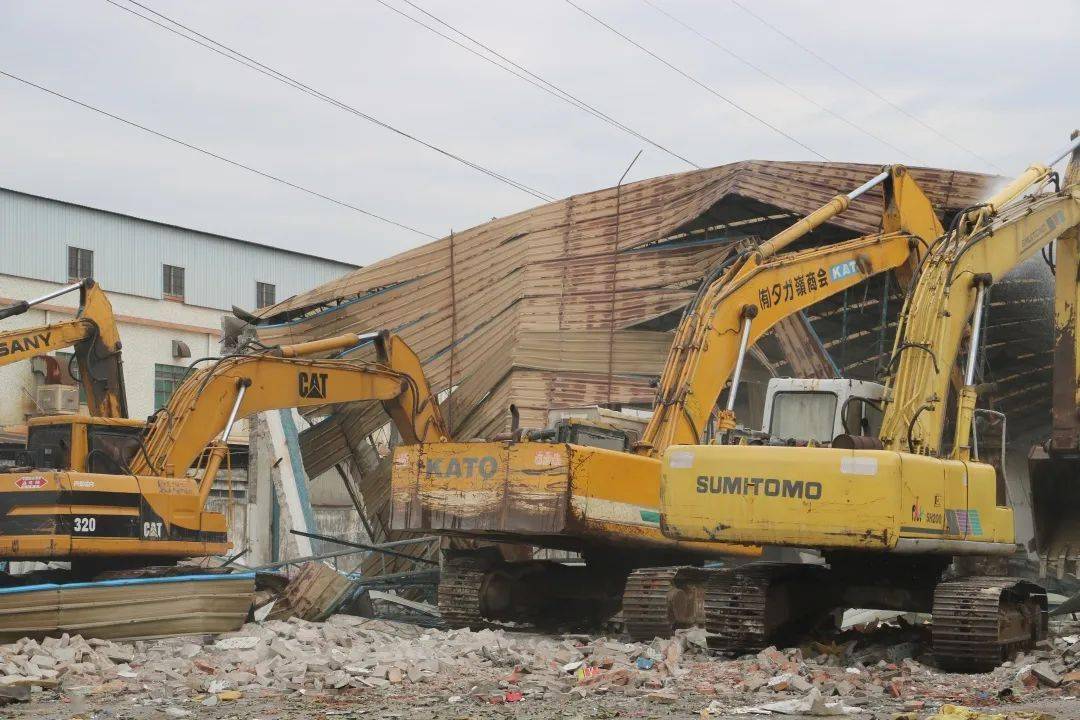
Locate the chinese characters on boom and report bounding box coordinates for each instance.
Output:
[756,260,860,310]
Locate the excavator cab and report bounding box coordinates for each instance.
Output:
[522,406,646,451]
[526,419,633,451]
[19,416,145,473]
[759,378,884,446]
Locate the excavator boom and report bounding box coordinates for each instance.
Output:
[639,231,915,452]
[882,152,1080,455]
[133,330,448,478]
[640,165,942,454]
[0,280,127,418]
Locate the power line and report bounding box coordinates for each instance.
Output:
[641,0,921,163]
[563,0,828,161]
[728,0,1004,173]
[0,69,438,240]
[372,0,701,169]
[105,0,554,202]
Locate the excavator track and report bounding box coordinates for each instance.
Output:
[623,566,713,642]
[704,563,833,653]
[932,576,1047,671]
[704,566,771,652]
[623,567,682,641]
[437,562,487,629]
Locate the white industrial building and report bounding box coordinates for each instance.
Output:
[0,186,355,427]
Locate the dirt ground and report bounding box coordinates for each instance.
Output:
[5,687,1079,720]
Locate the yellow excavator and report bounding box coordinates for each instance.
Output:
[0,279,128,419]
[0,330,447,579]
[391,164,945,631]
[660,136,1080,670]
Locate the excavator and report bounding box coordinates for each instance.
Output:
[660,136,1080,670]
[0,279,128,419]
[390,164,945,632]
[0,329,447,579]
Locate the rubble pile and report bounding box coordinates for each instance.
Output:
[0,615,1075,716]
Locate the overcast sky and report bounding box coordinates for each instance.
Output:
[1,1,1077,265]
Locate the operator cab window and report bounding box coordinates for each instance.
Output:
[843,397,884,437]
[86,425,143,474]
[25,424,72,470]
[560,423,630,451]
[769,391,837,444]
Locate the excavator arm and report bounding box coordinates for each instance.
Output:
[130,332,448,485]
[880,139,1080,457]
[638,166,943,454]
[1024,140,1080,575]
[0,280,127,418]
[374,330,449,447]
[639,232,917,453]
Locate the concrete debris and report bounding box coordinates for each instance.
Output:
[1,614,1077,719]
[1028,662,1061,687]
[720,687,866,715]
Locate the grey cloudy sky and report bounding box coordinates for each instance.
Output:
[1,1,1077,265]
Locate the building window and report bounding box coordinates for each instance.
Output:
[162,264,185,301]
[68,246,93,281]
[256,282,276,309]
[154,364,189,410]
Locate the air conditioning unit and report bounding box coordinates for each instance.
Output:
[35,384,80,415]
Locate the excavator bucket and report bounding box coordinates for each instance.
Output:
[1028,447,1080,577]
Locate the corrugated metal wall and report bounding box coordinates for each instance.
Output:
[0,187,354,310]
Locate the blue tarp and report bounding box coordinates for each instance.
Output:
[0,572,255,596]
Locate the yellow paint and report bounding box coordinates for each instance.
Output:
[660,444,1015,549]
[659,156,1080,563]
[133,332,447,479]
[7,505,139,517]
